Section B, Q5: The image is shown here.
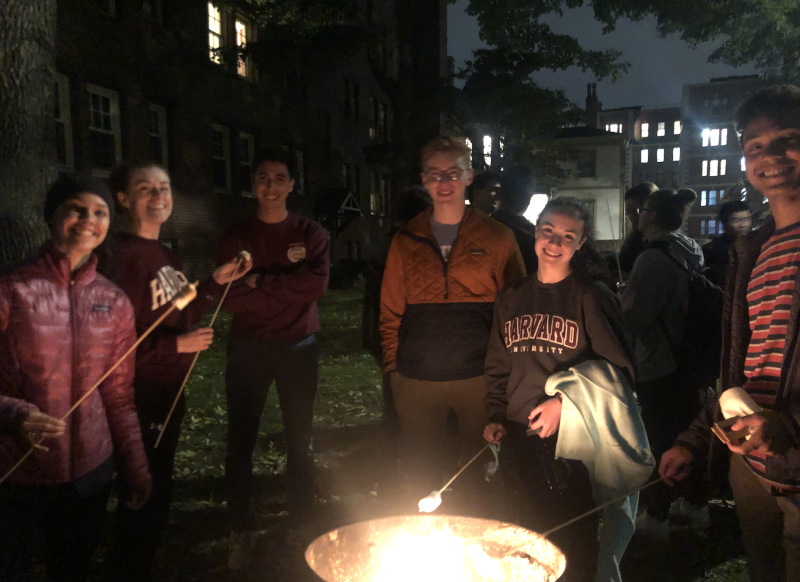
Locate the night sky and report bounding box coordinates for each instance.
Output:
[448,1,757,110]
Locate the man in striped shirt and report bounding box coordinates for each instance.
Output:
[660,85,800,582]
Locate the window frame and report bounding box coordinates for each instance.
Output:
[208,3,224,65]
[212,123,231,194]
[234,15,252,79]
[54,73,74,172]
[672,147,680,162]
[148,103,168,168]
[674,121,682,135]
[656,148,665,163]
[238,131,255,197]
[640,149,649,164]
[86,83,122,177]
[640,123,649,138]
[657,122,665,137]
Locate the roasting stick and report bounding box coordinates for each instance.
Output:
[154,250,251,448]
[605,199,625,286]
[418,443,492,512]
[0,282,199,486]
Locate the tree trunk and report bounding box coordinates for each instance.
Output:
[0,0,56,272]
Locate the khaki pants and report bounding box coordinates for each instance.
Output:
[730,454,800,582]
[391,373,489,494]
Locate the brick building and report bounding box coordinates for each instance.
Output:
[54,0,447,274]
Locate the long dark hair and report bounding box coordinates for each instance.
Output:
[536,196,610,283]
[646,188,696,231]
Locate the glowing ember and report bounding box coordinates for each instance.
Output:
[373,530,467,582]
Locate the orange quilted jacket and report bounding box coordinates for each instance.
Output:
[380,207,525,381]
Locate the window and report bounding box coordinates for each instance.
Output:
[369,173,389,216]
[86,84,121,175]
[208,3,223,64]
[342,163,359,194]
[369,99,386,142]
[741,157,746,172]
[608,123,618,133]
[720,159,727,175]
[239,132,254,196]
[710,129,720,147]
[641,123,649,138]
[709,220,717,235]
[657,122,665,137]
[656,148,665,163]
[54,73,73,171]
[710,160,719,177]
[674,121,682,135]
[700,220,706,236]
[709,190,718,206]
[343,80,360,122]
[702,160,708,176]
[721,128,728,146]
[295,150,306,195]
[672,147,680,162]
[702,130,709,147]
[235,17,251,78]
[640,149,649,164]
[148,104,168,167]
[577,150,596,178]
[483,135,492,167]
[212,124,230,193]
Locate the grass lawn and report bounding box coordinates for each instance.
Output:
[109,286,748,581]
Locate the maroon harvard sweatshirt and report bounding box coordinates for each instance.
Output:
[108,232,222,399]
[217,213,329,343]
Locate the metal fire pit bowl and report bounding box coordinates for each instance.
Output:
[305,515,566,582]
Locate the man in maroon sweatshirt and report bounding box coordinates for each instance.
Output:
[217,149,329,569]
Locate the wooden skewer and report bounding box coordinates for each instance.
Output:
[154,252,249,448]
[0,283,198,486]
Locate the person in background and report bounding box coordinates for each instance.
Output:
[702,200,752,287]
[621,188,709,540]
[0,176,151,582]
[362,187,431,446]
[619,183,659,274]
[467,170,501,215]
[380,137,524,507]
[484,197,635,582]
[105,162,252,581]
[217,149,329,570]
[660,85,800,582]
[494,166,538,274]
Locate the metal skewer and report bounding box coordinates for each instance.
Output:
[154,251,249,448]
[0,282,198,485]
[418,443,492,513]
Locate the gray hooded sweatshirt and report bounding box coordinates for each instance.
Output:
[621,232,705,382]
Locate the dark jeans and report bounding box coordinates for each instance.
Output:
[107,395,185,582]
[0,462,112,582]
[225,335,319,531]
[502,422,599,582]
[637,371,706,520]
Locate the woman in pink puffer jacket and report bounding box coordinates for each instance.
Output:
[0,176,151,582]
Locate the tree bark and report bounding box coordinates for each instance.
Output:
[0,0,56,272]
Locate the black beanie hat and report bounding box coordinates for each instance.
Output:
[44,176,115,224]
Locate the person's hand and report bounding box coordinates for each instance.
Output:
[176,328,213,353]
[22,409,66,441]
[244,273,261,289]
[483,423,506,445]
[125,475,153,510]
[659,446,695,486]
[213,255,253,285]
[727,412,787,456]
[528,397,562,438]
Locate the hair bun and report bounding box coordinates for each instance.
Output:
[675,188,697,205]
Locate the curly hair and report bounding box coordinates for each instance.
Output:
[537,196,610,283]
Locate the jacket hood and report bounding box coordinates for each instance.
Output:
[657,232,705,271]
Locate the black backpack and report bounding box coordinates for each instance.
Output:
[646,239,724,388]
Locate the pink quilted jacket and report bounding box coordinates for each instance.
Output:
[0,245,149,487]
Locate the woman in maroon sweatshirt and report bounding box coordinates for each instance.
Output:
[0,176,150,582]
[104,163,251,581]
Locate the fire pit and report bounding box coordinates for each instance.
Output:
[305,515,566,582]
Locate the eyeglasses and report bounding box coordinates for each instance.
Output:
[422,169,466,183]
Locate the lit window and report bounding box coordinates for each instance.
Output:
[720,159,727,175]
[709,219,717,234]
[674,121,682,135]
[235,18,251,78]
[701,190,707,206]
[370,172,389,216]
[702,160,708,176]
[499,136,505,158]
[208,3,222,64]
[87,84,121,175]
[657,148,665,163]
[212,124,230,193]
[741,157,746,172]
[710,129,720,147]
[673,147,680,162]
[710,160,719,177]
[702,129,710,147]
[148,103,168,167]
[483,135,492,167]
[368,99,387,142]
[721,128,728,146]
[610,123,618,133]
[641,149,649,164]
[524,194,549,224]
[239,132,254,196]
[54,73,74,171]
[619,124,623,133]
[709,190,718,206]
[657,122,665,137]
[700,220,707,235]
[641,123,649,138]
[605,124,610,131]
